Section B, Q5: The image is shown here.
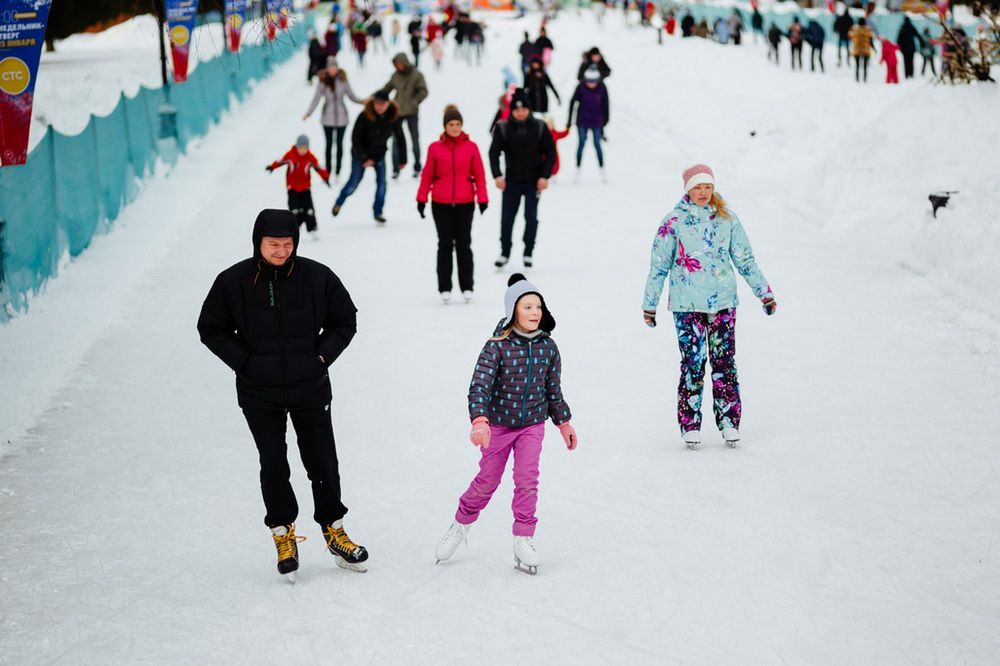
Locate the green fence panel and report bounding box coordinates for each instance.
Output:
[94,100,132,223]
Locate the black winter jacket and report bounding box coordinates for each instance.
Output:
[350,99,405,163]
[488,116,556,183]
[198,209,358,410]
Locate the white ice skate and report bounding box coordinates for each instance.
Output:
[462,290,474,303]
[440,291,452,304]
[683,430,701,449]
[721,427,740,448]
[599,167,608,183]
[523,255,534,269]
[435,522,471,563]
[308,230,319,241]
[494,254,509,269]
[513,536,539,575]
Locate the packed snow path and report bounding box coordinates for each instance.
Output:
[2,12,999,664]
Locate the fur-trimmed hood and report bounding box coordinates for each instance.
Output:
[363,98,400,122]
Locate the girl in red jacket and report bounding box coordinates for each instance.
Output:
[544,115,570,178]
[266,134,330,238]
[416,105,489,304]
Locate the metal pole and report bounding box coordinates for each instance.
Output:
[157,9,170,90]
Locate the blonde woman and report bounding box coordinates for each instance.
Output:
[642,164,776,449]
[303,57,364,177]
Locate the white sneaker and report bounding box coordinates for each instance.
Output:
[721,427,740,447]
[513,536,539,574]
[462,290,473,303]
[683,430,701,449]
[440,291,452,304]
[435,522,470,563]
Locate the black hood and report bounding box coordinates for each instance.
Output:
[252,209,299,261]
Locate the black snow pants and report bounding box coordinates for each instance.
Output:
[432,202,475,293]
[243,405,348,528]
[288,189,317,232]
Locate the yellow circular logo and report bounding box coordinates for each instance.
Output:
[170,25,190,46]
[0,57,30,96]
[228,15,243,28]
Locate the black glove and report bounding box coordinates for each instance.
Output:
[265,165,274,172]
[478,202,488,214]
[417,202,426,219]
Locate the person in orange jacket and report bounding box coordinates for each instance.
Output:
[266,135,331,239]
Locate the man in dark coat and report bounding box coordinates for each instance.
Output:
[834,9,854,67]
[488,88,556,269]
[197,209,368,579]
[681,13,695,38]
[896,17,924,79]
[379,52,428,178]
[333,92,405,223]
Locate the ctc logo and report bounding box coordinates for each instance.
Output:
[0,57,30,96]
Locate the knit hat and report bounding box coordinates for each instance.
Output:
[502,273,556,332]
[583,66,601,82]
[295,134,309,148]
[682,163,715,192]
[443,104,463,126]
[510,88,530,110]
[326,56,339,68]
[373,90,391,102]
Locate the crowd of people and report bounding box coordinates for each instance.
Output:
[210,5,780,583]
[652,4,962,84]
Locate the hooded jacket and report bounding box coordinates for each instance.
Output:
[523,65,560,114]
[416,132,489,205]
[351,99,405,162]
[467,319,571,429]
[566,82,609,129]
[378,53,429,117]
[643,195,772,313]
[197,209,358,410]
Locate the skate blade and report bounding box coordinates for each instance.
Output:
[514,560,538,576]
[282,571,297,584]
[685,442,699,450]
[725,440,739,448]
[335,556,368,573]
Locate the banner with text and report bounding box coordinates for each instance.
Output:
[0,0,52,166]
[225,0,247,53]
[165,0,198,82]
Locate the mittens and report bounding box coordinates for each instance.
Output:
[762,296,777,316]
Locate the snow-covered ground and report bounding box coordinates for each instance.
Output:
[2,10,999,663]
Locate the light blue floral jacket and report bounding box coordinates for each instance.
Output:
[643,195,772,313]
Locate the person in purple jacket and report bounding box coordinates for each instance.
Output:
[433,273,578,575]
[566,66,610,181]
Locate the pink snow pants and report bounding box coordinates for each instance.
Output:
[455,423,544,536]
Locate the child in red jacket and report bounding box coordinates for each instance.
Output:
[266,135,330,238]
[880,37,900,84]
[544,116,570,178]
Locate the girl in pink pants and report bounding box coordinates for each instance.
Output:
[435,274,578,574]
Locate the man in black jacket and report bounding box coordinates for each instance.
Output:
[834,9,854,67]
[488,88,556,269]
[332,91,404,224]
[896,17,924,79]
[197,209,368,580]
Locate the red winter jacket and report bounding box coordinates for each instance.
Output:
[549,127,570,176]
[416,132,489,205]
[270,148,329,192]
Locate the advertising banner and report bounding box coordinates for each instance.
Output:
[0,0,53,166]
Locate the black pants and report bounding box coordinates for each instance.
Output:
[838,37,850,65]
[392,115,421,174]
[323,125,347,175]
[500,182,540,258]
[243,405,348,528]
[432,202,475,293]
[810,45,824,72]
[791,43,803,69]
[902,52,915,78]
[288,189,317,232]
[855,55,870,82]
[921,54,936,76]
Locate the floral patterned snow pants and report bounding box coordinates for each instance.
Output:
[672,308,740,434]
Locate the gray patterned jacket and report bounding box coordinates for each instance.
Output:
[467,321,572,428]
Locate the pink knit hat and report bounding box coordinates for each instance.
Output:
[682,164,715,193]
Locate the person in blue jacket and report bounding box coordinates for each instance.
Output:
[805,19,826,73]
[642,164,776,449]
